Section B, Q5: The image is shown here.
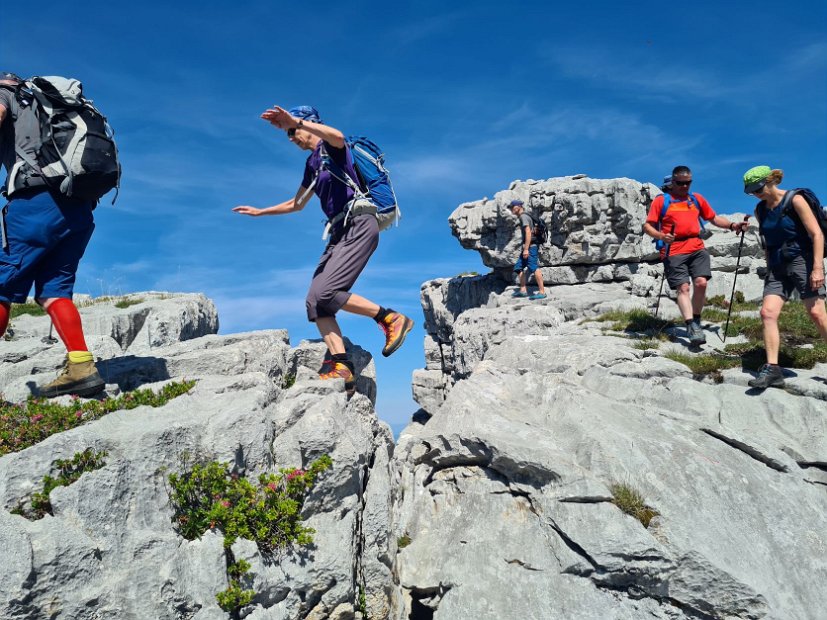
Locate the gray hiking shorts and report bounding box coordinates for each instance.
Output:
[665,249,712,290]
[306,214,379,322]
[763,254,827,301]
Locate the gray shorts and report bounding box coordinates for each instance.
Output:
[306,214,379,321]
[764,254,827,301]
[665,249,712,290]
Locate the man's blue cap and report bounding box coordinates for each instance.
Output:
[662,175,672,186]
[288,106,322,123]
[508,199,524,208]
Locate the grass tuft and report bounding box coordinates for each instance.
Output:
[610,483,660,528]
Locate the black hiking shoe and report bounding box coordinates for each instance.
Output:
[687,322,706,345]
[748,364,785,389]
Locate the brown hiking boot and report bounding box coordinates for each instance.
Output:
[39,358,105,398]
[319,361,356,396]
[378,312,414,357]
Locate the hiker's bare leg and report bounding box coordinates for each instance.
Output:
[760,295,784,365]
[675,282,693,321]
[316,317,346,356]
[533,269,545,294]
[519,270,527,293]
[691,277,707,316]
[804,296,827,341]
[341,293,380,318]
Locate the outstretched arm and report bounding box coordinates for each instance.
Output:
[261,106,345,149]
[0,103,7,129]
[711,214,749,233]
[233,185,314,217]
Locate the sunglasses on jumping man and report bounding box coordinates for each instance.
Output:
[674,180,692,187]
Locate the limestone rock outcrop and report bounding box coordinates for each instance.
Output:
[1,294,393,620]
[397,176,827,619]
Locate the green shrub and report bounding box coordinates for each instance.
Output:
[168,454,333,614]
[217,561,255,613]
[0,380,196,456]
[610,483,659,528]
[114,298,144,309]
[397,534,412,549]
[13,448,107,519]
[282,374,296,390]
[10,302,46,318]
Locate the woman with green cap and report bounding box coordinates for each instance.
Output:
[744,165,827,389]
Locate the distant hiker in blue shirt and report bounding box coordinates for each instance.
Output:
[743,166,827,389]
[509,199,546,300]
[0,71,104,398]
[233,105,414,395]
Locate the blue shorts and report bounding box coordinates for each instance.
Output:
[513,245,539,273]
[0,189,95,304]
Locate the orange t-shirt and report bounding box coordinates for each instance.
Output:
[646,192,716,257]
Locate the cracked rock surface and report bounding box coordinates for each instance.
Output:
[396,176,827,620]
[1,294,393,620]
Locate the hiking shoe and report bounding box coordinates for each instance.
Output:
[687,322,706,345]
[379,312,414,357]
[319,361,356,396]
[512,290,529,298]
[39,358,105,398]
[529,293,547,300]
[748,364,785,389]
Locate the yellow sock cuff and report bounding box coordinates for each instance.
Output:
[68,351,94,364]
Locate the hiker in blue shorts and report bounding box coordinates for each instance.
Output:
[0,72,104,398]
[233,105,414,394]
[743,166,827,389]
[509,199,546,300]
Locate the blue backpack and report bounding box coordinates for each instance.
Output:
[318,137,400,235]
[653,192,707,250]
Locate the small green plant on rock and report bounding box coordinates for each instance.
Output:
[0,380,196,456]
[397,534,412,549]
[10,302,46,318]
[610,482,659,528]
[216,560,255,613]
[114,297,144,309]
[13,448,107,519]
[168,454,332,614]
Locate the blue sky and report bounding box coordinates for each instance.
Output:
[3,0,826,433]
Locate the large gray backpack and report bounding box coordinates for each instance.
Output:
[2,76,120,202]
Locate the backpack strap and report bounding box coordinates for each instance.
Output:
[658,192,706,232]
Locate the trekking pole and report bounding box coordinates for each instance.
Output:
[722,216,750,343]
[653,224,676,318]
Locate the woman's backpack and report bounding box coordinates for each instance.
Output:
[756,188,827,255]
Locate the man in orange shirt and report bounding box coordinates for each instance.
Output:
[644,166,747,345]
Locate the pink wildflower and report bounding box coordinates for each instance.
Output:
[75,411,84,419]
[286,469,305,482]
[267,482,278,492]
[221,500,231,508]
[31,414,44,423]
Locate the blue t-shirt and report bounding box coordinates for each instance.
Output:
[301,142,361,222]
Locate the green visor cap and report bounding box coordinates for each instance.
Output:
[743,165,771,194]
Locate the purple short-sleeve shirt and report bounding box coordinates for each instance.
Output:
[302,142,362,224]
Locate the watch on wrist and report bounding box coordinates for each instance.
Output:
[296,119,304,129]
